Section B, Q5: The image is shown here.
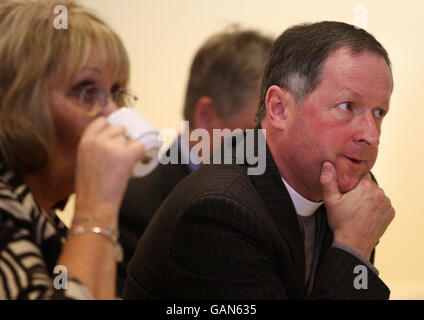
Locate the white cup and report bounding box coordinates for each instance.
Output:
[107,107,161,177]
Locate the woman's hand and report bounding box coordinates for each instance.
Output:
[73,116,145,228]
[58,117,144,299]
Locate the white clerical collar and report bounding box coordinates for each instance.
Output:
[281,178,323,217]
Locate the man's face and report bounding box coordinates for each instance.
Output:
[283,47,393,198]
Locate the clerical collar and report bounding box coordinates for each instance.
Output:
[281,178,323,217]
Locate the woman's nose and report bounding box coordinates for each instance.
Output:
[101,96,119,117]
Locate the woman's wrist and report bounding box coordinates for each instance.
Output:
[68,223,124,262]
[73,201,119,229]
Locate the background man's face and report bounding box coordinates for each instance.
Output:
[284,47,393,197]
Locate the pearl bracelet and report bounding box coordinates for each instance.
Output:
[68,225,124,263]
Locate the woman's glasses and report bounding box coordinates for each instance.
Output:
[69,85,138,114]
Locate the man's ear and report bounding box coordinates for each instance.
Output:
[265,85,292,131]
[193,96,217,131]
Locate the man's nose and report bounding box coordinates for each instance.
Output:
[353,112,380,146]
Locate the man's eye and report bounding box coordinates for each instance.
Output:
[337,102,353,111]
[373,109,386,118]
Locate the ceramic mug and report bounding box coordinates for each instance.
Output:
[107,107,161,177]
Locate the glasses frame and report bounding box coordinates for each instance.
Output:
[68,84,138,113]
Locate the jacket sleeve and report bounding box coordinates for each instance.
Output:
[311,246,390,299]
[0,208,93,300]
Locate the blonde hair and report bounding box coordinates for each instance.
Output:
[0,0,130,174]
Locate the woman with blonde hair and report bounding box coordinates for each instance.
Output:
[0,0,144,299]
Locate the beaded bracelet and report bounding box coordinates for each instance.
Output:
[68,225,124,262]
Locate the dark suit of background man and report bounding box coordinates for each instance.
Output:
[116,28,274,295]
[123,21,395,300]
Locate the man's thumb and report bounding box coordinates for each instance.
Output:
[320,161,341,202]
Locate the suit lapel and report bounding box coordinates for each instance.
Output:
[247,128,306,294]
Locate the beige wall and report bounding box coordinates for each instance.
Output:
[68,0,423,298]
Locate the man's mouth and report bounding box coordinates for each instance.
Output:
[343,155,366,166]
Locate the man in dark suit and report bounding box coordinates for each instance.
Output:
[116,28,273,294]
[123,21,395,299]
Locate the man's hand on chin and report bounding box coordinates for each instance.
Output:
[319,161,395,260]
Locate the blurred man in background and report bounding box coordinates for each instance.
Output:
[117,27,273,294]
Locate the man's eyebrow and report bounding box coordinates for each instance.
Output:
[340,87,362,98]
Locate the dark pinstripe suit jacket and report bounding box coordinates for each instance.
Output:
[123,130,390,300]
[117,158,190,295]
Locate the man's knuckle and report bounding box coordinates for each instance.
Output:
[389,207,395,220]
[376,189,385,201]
